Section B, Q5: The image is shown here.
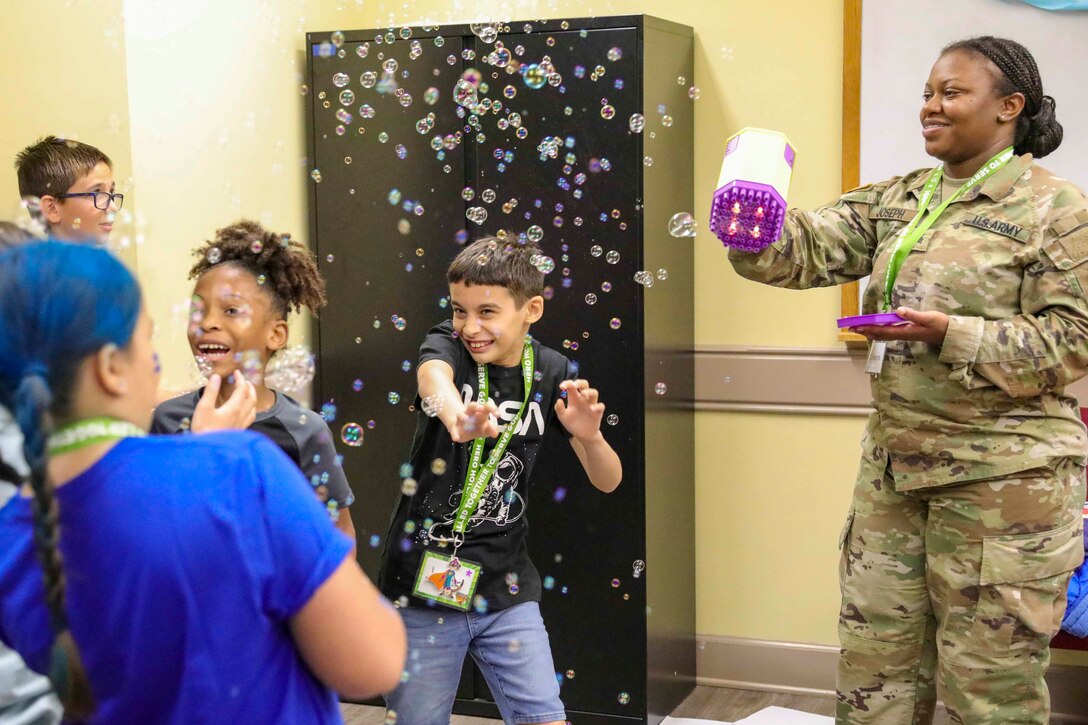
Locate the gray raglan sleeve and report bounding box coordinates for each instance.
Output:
[297,416,355,509]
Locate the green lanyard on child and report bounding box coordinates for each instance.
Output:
[46,417,147,456]
[450,336,535,540]
[881,146,1015,311]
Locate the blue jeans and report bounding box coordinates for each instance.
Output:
[384,601,565,725]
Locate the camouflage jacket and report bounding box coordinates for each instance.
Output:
[729,154,1088,490]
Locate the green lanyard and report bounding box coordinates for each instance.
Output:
[881,146,1015,311]
[46,417,147,456]
[451,336,535,537]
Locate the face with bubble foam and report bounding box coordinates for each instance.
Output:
[188,263,288,383]
[449,282,543,367]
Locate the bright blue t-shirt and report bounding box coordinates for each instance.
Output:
[0,431,353,724]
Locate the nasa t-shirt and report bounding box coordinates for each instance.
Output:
[379,320,575,612]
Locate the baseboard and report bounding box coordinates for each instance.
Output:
[695,634,1088,723]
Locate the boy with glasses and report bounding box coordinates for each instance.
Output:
[14,136,123,246]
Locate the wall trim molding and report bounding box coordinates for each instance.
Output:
[695,634,1088,723]
[693,345,1088,416]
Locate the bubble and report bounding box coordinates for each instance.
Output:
[424,87,440,104]
[655,382,667,395]
[360,104,376,119]
[607,46,623,61]
[369,534,381,548]
[585,293,597,305]
[633,559,646,578]
[393,316,407,331]
[461,187,475,201]
[643,156,653,167]
[533,255,556,274]
[356,44,369,58]
[611,578,621,588]
[466,207,488,225]
[610,318,622,330]
[382,58,398,74]
[398,92,413,107]
[397,219,411,235]
[677,76,686,85]
[657,269,669,281]
[360,71,377,88]
[352,378,364,392]
[421,394,445,418]
[385,710,398,724]
[526,225,544,242]
[523,64,547,89]
[388,392,401,404]
[481,188,496,203]
[607,414,619,426]
[388,188,402,205]
[400,26,412,39]
[465,21,497,44]
[565,669,576,679]
[401,478,418,496]
[430,458,448,475]
[340,422,364,447]
[618,692,631,705]
[338,89,356,107]
[415,113,436,134]
[600,105,616,120]
[332,72,350,88]
[589,245,603,258]
[689,85,701,100]
[453,78,478,107]
[668,212,697,237]
[310,169,323,183]
[627,113,646,133]
[395,144,408,159]
[368,420,377,429]
[605,250,620,264]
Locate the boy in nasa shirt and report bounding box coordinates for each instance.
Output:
[379,236,621,725]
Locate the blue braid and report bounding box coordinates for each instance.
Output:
[0,240,140,718]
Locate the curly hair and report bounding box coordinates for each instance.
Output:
[189,220,327,318]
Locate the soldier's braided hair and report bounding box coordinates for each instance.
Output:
[189,220,327,318]
[943,36,1062,158]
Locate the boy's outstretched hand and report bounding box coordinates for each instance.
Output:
[190,374,258,433]
[447,399,500,443]
[554,379,605,442]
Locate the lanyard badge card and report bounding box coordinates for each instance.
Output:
[846,147,1014,376]
[413,338,535,610]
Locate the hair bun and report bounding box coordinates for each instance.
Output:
[1025,95,1063,158]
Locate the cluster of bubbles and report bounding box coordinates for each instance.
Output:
[264,345,317,396]
[421,394,444,417]
[633,271,655,287]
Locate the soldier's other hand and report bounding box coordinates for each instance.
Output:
[850,307,949,345]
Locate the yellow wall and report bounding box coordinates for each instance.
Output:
[0,0,138,268]
[8,0,1084,668]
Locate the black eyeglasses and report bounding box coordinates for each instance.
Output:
[55,191,125,211]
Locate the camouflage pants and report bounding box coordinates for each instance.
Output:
[836,454,1085,725]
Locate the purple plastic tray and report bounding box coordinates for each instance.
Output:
[837,313,908,328]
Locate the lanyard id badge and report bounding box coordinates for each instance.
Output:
[867,147,1015,376]
[413,337,536,609]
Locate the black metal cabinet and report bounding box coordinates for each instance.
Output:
[306,16,694,724]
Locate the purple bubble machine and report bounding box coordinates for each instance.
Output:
[710,127,796,252]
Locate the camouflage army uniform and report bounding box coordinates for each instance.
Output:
[729,154,1088,724]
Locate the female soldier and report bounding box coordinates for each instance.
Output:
[729,37,1087,724]
[0,241,406,723]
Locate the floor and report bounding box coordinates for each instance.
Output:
[339,685,955,723]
